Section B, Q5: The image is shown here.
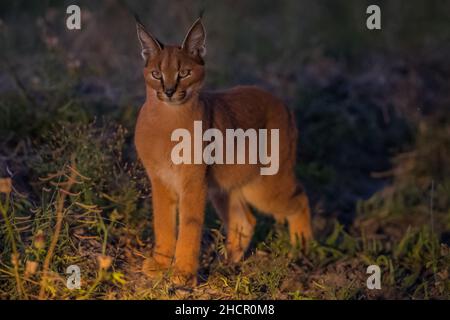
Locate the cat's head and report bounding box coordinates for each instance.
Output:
[136,17,206,105]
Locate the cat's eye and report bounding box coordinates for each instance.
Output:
[151,71,162,79]
[179,69,191,78]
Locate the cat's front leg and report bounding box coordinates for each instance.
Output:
[172,174,207,286]
[143,175,177,277]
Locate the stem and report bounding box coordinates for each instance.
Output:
[38,164,77,300]
[0,194,27,299]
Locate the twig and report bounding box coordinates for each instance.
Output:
[429,180,435,236]
[429,179,437,284]
[38,161,78,300]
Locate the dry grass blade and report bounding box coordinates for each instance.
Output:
[0,178,27,299]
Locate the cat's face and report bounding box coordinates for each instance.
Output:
[136,18,206,105]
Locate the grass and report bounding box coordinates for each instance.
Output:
[1,137,450,300]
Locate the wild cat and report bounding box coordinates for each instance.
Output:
[134,17,312,285]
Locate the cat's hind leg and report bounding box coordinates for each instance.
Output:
[242,174,313,247]
[210,189,256,262]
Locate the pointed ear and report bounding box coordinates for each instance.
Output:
[182,18,206,58]
[136,19,162,62]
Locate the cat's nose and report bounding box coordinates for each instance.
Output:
[164,88,176,98]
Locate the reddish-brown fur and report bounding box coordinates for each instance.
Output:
[134,18,312,285]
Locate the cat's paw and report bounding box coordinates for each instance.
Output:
[170,270,197,287]
[226,246,246,264]
[142,257,169,278]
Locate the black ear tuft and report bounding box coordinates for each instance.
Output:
[198,8,205,19]
[134,13,143,25]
